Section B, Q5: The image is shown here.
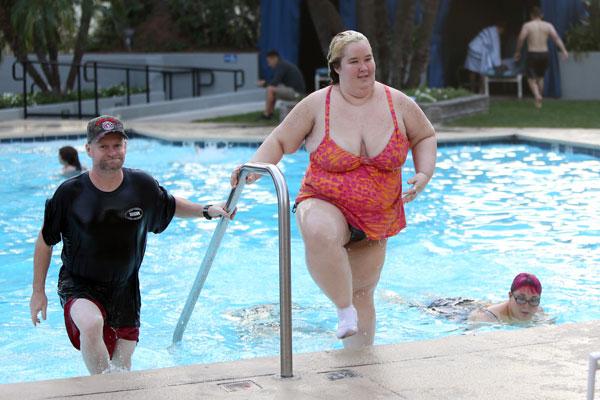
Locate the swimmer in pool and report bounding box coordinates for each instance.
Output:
[468,272,543,324]
[58,145,86,177]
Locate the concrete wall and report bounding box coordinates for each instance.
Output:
[105,89,264,120]
[419,94,489,124]
[0,52,259,98]
[0,91,165,121]
[559,52,600,100]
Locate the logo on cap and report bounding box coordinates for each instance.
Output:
[102,121,115,131]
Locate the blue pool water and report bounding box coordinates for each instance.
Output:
[0,138,599,384]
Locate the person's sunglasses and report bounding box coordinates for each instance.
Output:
[511,293,540,306]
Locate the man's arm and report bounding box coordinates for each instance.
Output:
[548,24,569,59]
[30,231,52,326]
[269,64,285,87]
[174,197,231,219]
[514,24,528,61]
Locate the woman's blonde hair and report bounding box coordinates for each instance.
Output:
[327,30,369,84]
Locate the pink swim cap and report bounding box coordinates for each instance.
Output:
[510,273,542,295]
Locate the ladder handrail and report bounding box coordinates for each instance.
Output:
[171,162,293,378]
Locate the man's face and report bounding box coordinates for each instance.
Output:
[266,55,279,69]
[86,133,127,172]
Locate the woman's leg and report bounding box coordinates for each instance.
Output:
[295,198,352,308]
[343,238,387,349]
[295,199,357,337]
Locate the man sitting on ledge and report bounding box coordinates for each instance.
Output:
[257,50,306,120]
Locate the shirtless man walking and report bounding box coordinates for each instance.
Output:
[514,6,569,108]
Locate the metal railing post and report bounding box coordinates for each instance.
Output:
[589,352,600,400]
[145,65,150,103]
[172,162,293,378]
[77,65,82,119]
[93,62,99,116]
[23,62,28,119]
[192,68,197,97]
[126,68,131,105]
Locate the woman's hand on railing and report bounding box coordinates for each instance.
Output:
[230,165,261,187]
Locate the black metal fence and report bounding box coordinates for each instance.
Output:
[11,60,245,119]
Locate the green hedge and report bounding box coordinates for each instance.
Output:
[404,87,473,103]
[0,84,146,109]
[566,0,600,53]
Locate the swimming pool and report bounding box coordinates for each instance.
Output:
[0,138,598,384]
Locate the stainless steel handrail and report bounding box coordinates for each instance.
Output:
[171,162,293,378]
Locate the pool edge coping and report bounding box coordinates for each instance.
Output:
[1,319,599,399]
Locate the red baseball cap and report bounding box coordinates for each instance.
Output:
[87,115,128,143]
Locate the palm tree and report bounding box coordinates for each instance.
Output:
[0,0,96,95]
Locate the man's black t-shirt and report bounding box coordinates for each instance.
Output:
[42,168,176,327]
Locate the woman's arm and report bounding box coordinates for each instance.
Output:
[398,94,437,202]
[231,92,318,186]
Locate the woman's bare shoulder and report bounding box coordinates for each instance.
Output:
[384,84,418,107]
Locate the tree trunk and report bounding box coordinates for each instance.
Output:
[46,26,62,94]
[406,0,439,88]
[306,0,346,58]
[0,3,50,92]
[32,27,58,93]
[389,0,416,89]
[373,0,391,83]
[65,0,94,91]
[356,0,378,70]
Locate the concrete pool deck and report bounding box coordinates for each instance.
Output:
[2,321,599,399]
[0,118,599,399]
[0,119,600,150]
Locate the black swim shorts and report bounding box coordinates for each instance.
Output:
[526,51,549,79]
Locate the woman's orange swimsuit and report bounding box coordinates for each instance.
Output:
[295,85,410,241]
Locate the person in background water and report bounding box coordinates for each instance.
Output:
[257,49,306,120]
[58,145,85,177]
[514,6,569,109]
[468,272,543,324]
[30,115,232,375]
[232,30,437,348]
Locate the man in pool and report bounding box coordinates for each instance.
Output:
[29,115,232,375]
[468,272,543,324]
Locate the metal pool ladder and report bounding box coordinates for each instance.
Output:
[589,352,600,400]
[171,162,293,378]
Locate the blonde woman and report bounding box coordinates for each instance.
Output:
[231,31,437,348]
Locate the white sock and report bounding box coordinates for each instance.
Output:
[336,305,358,339]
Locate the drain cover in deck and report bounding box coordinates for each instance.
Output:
[218,380,262,392]
[322,369,359,381]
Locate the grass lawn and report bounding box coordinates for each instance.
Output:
[447,98,600,128]
[194,98,600,129]
[194,110,280,126]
